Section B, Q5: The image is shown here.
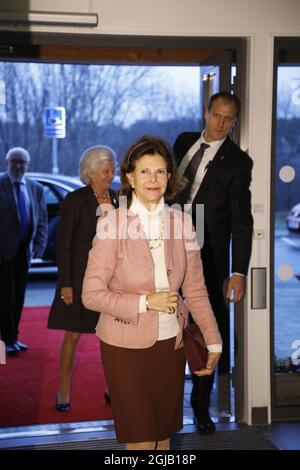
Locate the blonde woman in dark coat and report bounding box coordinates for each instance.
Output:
[48,145,118,411]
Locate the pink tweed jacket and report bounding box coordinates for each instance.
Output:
[82,206,222,350]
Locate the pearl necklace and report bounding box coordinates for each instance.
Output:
[146,212,164,250]
[93,189,110,204]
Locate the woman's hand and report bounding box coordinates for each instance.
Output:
[194,352,222,377]
[60,287,73,306]
[146,291,178,314]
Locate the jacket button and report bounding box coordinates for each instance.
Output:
[167,269,172,275]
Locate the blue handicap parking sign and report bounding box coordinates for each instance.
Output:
[44,107,66,138]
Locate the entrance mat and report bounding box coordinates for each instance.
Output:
[8,426,278,450]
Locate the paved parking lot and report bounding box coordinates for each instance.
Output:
[26,268,57,306]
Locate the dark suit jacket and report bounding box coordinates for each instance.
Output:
[174,132,253,283]
[0,173,47,263]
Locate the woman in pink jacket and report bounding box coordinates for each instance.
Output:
[82,135,222,450]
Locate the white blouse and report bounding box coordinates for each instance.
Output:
[130,194,179,341]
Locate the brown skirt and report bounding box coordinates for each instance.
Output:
[101,337,186,444]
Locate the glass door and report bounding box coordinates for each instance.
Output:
[272,38,300,419]
[199,51,236,422]
[0,38,239,429]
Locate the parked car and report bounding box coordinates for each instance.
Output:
[28,173,121,265]
[286,203,300,234]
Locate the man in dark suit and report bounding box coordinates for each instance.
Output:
[0,147,47,355]
[174,92,253,434]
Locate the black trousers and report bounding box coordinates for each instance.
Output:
[191,275,230,417]
[0,242,29,344]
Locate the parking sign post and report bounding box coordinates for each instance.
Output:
[44,107,66,174]
[52,138,58,175]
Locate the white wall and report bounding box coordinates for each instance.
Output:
[1,0,300,423]
[1,0,300,36]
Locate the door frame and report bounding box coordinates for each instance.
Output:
[0,31,245,64]
[271,37,300,420]
[0,30,247,427]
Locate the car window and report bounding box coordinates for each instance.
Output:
[43,184,63,204]
[53,186,69,199]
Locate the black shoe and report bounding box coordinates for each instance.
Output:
[15,340,28,351]
[5,343,20,355]
[55,393,70,412]
[104,391,111,405]
[194,414,216,435]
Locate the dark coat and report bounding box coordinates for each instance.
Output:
[174,132,253,284]
[47,185,118,333]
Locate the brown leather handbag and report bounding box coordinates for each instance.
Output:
[182,323,208,373]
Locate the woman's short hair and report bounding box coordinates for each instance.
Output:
[120,135,185,207]
[79,145,116,185]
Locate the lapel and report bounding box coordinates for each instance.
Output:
[180,133,201,164]
[93,188,119,218]
[126,208,154,267]
[86,185,99,221]
[25,177,35,223]
[163,206,173,272]
[196,136,231,199]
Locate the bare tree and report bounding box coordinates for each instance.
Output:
[0,62,200,174]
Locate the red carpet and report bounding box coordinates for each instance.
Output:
[0,307,112,427]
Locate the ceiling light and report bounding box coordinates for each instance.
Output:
[0,11,98,27]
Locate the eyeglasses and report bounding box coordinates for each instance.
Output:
[9,159,29,165]
[137,168,168,179]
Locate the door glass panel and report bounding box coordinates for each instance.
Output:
[0,62,201,176]
[274,65,300,407]
[199,64,237,421]
[200,65,220,118]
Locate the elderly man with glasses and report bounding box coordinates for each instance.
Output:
[0,147,47,355]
